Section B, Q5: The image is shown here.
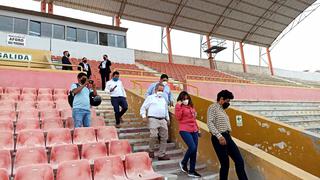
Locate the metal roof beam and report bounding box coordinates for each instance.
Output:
[117,0,127,17]
[168,0,188,28]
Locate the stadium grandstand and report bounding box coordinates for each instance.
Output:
[0,0,320,179]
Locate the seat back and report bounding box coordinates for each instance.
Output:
[94,156,127,180]
[16,129,45,149]
[46,128,72,147]
[0,131,14,150]
[81,142,107,160]
[0,168,9,180]
[73,127,96,145]
[0,149,11,173]
[125,152,157,178]
[16,120,40,133]
[96,126,118,142]
[108,140,132,156]
[56,160,92,180]
[14,147,48,170]
[14,164,54,180]
[50,144,79,167]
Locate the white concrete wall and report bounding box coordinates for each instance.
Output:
[0,31,135,64]
[275,68,320,82]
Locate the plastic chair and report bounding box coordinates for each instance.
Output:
[16,129,45,149]
[96,126,118,142]
[46,128,72,147]
[108,140,132,157]
[94,155,128,180]
[14,147,48,172]
[125,152,163,180]
[56,160,92,180]
[0,149,11,174]
[81,142,108,161]
[73,127,96,145]
[14,164,54,180]
[0,131,14,150]
[50,144,79,168]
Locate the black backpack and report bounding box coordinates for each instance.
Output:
[68,83,80,107]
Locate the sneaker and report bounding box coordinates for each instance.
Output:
[179,162,188,173]
[148,152,155,158]
[158,154,170,161]
[188,171,201,178]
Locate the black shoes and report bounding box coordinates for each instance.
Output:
[179,162,188,173]
[188,171,202,178]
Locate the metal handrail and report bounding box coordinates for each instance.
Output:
[131,79,199,96]
[0,59,83,71]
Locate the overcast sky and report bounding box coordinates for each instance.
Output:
[1,0,320,72]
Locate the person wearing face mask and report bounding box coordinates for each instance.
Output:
[99,54,112,90]
[140,83,170,161]
[146,74,173,106]
[78,57,92,79]
[105,71,128,128]
[62,51,72,70]
[175,91,201,178]
[71,72,97,128]
[207,90,248,180]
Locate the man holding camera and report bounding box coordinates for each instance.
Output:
[71,72,97,128]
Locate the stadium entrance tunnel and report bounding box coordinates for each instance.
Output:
[126,89,319,179]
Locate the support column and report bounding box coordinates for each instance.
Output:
[48,2,53,14]
[266,47,274,76]
[166,27,173,63]
[206,35,216,70]
[114,15,121,27]
[41,1,46,13]
[239,42,247,73]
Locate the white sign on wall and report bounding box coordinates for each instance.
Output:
[7,34,26,46]
[0,52,32,61]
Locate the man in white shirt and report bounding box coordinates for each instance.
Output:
[140,83,170,161]
[105,71,128,128]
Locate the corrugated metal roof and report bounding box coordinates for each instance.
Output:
[43,0,316,47]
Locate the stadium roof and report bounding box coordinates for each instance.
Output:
[41,0,316,47]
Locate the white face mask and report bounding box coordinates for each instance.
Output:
[156,91,163,97]
[182,99,189,105]
[162,81,168,86]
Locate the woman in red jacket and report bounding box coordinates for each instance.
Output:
[175,91,201,178]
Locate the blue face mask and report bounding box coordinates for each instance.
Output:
[113,77,119,81]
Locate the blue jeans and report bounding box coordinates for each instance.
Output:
[179,131,199,172]
[72,108,91,128]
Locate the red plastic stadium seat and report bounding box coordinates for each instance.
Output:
[60,109,72,120]
[56,102,70,111]
[1,94,19,101]
[19,94,37,102]
[53,94,68,101]
[0,120,14,132]
[56,160,92,180]
[40,110,60,120]
[50,144,79,168]
[108,140,132,157]
[14,147,47,172]
[14,164,54,180]
[0,101,15,111]
[94,156,128,180]
[81,142,108,161]
[125,152,163,180]
[37,101,55,111]
[5,87,21,94]
[0,168,9,180]
[0,131,14,150]
[38,88,52,95]
[16,129,45,149]
[73,127,96,145]
[54,89,67,95]
[16,119,40,133]
[21,88,37,95]
[46,128,72,147]
[0,149,11,174]
[16,102,36,112]
[91,117,105,127]
[42,118,64,131]
[17,111,39,121]
[37,94,53,101]
[0,110,16,121]
[96,126,118,142]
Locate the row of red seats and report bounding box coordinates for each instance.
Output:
[0,87,67,95]
[0,94,67,102]
[0,126,119,151]
[0,100,69,112]
[0,152,162,180]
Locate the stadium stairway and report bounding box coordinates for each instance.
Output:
[232,100,320,135]
[95,90,219,179]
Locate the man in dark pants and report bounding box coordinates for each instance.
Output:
[78,57,92,79]
[98,54,112,90]
[105,71,128,128]
[207,90,248,180]
[61,51,72,70]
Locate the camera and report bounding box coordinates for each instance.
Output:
[89,80,94,84]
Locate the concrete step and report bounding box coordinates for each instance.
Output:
[232,101,320,107]
[119,131,150,139]
[252,110,320,117]
[266,115,320,121]
[134,142,177,152]
[153,158,207,172]
[167,170,219,180]
[104,117,144,123]
[105,122,148,128]
[235,106,319,111]
[118,126,149,133]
